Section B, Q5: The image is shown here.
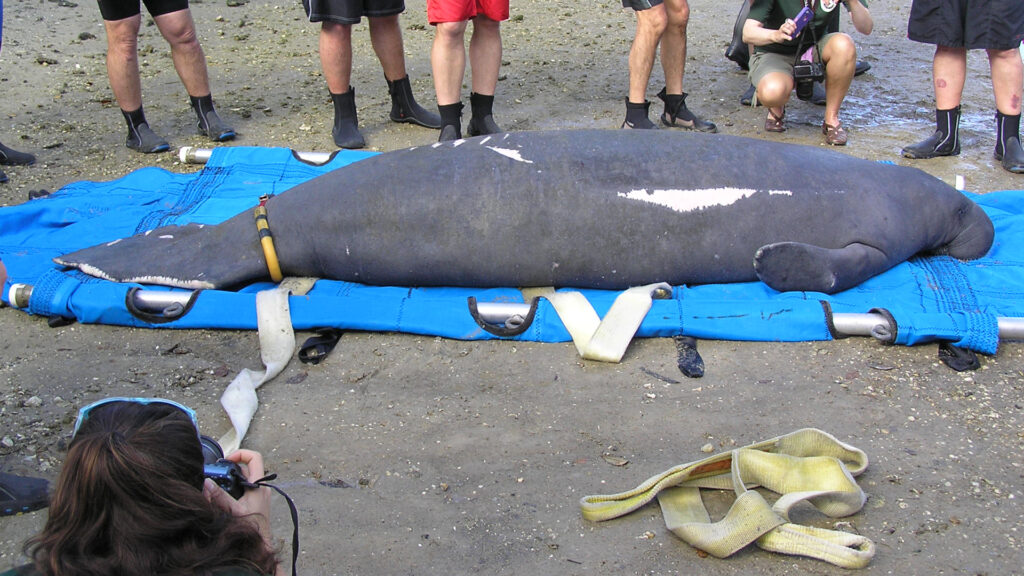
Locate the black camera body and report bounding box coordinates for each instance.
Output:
[200,435,246,499]
[793,59,825,101]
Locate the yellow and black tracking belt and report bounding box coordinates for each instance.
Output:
[254,194,284,283]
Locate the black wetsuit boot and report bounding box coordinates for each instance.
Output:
[467,92,501,136]
[438,102,463,142]
[122,106,170,153]
[995,111,1024,174]
[331,87,365,149]
[0,141,35,183]
[0,142,35,166]
[902,106,960,159]
[621,99,656,129]
[190,94,235,142]
[388,76,442,128]
[657,87,717,132]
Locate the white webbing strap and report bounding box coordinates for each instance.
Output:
[540,282,671,363]
[218,278,316,454]
[580,428,875,568]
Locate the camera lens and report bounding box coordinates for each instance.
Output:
[199,435,224,465]
[796,80,814,101]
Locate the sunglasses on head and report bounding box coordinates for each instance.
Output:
[72,397,200,440]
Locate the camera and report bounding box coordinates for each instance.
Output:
[793,59,825,101]
[200,435,246,499]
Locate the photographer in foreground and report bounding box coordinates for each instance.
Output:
[1,398,284,576]
[743,0,872,145]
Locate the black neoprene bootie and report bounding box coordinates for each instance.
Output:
[388,76,442,129]
[622,99,656,130]
[0,142,35,166]
[467,92,501,136]
[902,106,960,159]
[190,94,235,142]
[657,87,717,132]
[438,102,463,142]
[331,88,365,149]
[995,111,1024,174]
[740,83,757,106]
[121,107,170,154]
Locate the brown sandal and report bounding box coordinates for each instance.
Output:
[822,121,848,146]
[765,108,786,133]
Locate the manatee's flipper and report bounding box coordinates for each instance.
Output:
[54,221,265,290]
[753,241,891,294]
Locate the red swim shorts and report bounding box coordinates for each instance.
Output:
[427,0,509,24]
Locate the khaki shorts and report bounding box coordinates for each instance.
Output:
[748,32,841,87]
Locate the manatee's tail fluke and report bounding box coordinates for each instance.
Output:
[54,221,265,290]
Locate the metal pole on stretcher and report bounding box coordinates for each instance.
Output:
[179,147,336,166]
[7,281,1024,343]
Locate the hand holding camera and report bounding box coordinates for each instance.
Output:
[202,443,276,545]
[791,6,814,36]
[201,435,247,499]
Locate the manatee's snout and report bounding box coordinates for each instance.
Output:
[942,201,994,260]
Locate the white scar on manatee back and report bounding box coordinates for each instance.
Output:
[618,188,792,212]
[485,146,534,163]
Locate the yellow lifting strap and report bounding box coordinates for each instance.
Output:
[533,282,672,363]
[579,428,875,569]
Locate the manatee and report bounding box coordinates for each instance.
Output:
[55,130,994,295]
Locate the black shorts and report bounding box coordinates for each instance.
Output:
[622,0,664,11]
[98,0,189,21]
[908,0,1024,50]
[303,0,405,24]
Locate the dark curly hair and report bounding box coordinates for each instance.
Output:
[24,401,278,576]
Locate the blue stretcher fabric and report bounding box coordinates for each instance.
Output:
[2,146,1022,354]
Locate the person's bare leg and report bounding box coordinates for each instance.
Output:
[757,71,794,115]
[623,5,666,128]
[318,21,362,148]
[154,8,233,140]
[902,45,965,158]
[372,15,440,127]
[989,47,1024,172]
[104,14,170,151]
[660,0,688,95]
[432,20,468,106]
[319,21,353,94]
[432,20,469,139]
[627,5,666,104]
[369,15,406,82]
[153,9,211,97]
[468,16,501,95]
[989,47,1023,115]
[656,0,713,130]
[464,16,502,135]
[820,33,856,127]
[933,45,968,110]
[104,15,144,111]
